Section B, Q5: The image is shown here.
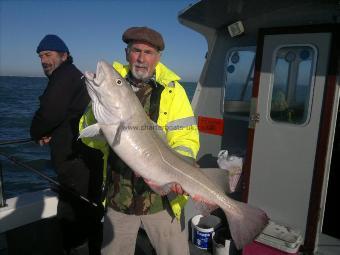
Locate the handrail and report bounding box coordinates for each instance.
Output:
[0,138,34,207]
[0,138,33,146]
[0,151,99,209]
[0,160,5,207]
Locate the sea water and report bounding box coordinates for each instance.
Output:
[0,76,197,199]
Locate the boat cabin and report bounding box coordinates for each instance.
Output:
[179,0,340,254]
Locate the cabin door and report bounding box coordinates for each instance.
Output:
[245,29,336,251]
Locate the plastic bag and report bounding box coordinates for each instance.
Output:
[217,150,243,192]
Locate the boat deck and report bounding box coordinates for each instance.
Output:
[1,196,339,254]
[0,216,217,255]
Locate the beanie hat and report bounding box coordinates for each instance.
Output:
[36,34,69,53]
[122,26,164,51]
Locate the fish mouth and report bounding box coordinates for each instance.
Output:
[84,71,99,103]
[93,61,106,86]
[84,60,106,86]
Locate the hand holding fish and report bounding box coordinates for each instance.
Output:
[170,183,188,195]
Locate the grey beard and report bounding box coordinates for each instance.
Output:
[131,63,152,81]
[131,69,150,81]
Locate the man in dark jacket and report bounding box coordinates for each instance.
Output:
[30,34,103,255]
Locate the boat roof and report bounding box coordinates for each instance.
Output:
[179,0,340,34]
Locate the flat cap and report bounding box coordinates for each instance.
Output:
[122,26,164,51]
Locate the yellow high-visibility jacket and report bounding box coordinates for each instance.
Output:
[79,61,200,220]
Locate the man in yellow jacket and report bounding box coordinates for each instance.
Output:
[80,26,199,255]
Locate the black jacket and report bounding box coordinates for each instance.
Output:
[30,60,104,253]
[30,59,103,201]
[30,60,89,168]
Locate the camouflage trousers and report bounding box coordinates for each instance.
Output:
[101,207,190,255]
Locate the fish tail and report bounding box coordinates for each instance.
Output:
[222,201,269,250]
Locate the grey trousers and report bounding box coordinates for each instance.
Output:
[101,207,190,255]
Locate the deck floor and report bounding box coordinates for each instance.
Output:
[3,217,339,255]
[316,233,340,255]
[73,230,213,255]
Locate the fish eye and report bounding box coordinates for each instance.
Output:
[116,79,122,86]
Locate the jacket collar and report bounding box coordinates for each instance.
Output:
[48,59,72,80]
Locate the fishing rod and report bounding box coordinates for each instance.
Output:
[0,138,33,146]
[0,150,98,208]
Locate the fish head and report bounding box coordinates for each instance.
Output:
[84,60,132,124]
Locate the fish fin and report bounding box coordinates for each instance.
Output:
[78,124,106,141]
[111,123,123,146]
[100,123,123,146]
[143,178,173,196]
[222,201,269,250]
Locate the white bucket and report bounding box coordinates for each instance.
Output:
[212,227,231,255]
[191,214,221,250]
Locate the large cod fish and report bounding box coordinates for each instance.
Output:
[79,61,268,249]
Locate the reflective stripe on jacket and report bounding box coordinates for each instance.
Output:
[79,61,200,219]
[78,104,110,199]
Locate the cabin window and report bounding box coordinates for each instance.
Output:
[224,48,256,116]
[270,46,316,124]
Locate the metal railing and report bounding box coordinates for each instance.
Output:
[0,138,33,208]
[0,160,5,207]
[0,138,99,209]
